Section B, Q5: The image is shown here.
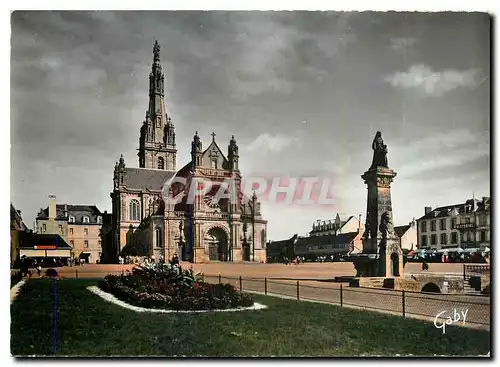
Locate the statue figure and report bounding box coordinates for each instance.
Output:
[379,211,392,239]
[370,131,388,169]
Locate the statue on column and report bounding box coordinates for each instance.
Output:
[370,131,388,169]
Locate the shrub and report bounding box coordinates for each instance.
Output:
[45,268,58,277]
[10,270,23,288]
[98,264,254,311]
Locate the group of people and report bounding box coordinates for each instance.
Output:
[118,254,180,266]
[19,256,42,277]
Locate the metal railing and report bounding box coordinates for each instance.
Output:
[464,264,490,281]
[59,268,490,327]
[203,275,490,326]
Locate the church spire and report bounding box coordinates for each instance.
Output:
[149,40,165,102]
[153,40,161,63]
[138,40,177,171]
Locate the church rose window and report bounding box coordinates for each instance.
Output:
[129,199,141,221]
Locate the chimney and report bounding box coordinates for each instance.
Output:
[48,195,57,219]
[424,206,432,215]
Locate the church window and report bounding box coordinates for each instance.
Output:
[155,227,163,248]
[129,199,141,221]
[158,157,164,170]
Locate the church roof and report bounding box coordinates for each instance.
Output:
[122,167,177,191]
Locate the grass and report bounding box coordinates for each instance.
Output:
[11,279,490,357]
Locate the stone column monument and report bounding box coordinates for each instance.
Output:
[351,131,403,278]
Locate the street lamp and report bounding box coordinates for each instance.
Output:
[178,220,184,261]
[251,191,257,262]
[241,202,249,261]
[228,202,233,262]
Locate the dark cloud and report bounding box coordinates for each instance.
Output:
[11,11,490,240]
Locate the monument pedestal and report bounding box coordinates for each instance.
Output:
[348,139,404,278]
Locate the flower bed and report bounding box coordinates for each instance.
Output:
[97,263,254,311]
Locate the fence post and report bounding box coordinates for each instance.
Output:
[76,269,78,279]
[463,264,466,281]
[402,290,406,318]
[296,280,300,300]
[340,284,343,307]
[239,276,243,291]
[265,278,268,295]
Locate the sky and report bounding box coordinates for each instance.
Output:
[10,11,490,240]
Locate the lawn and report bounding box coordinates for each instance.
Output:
[11,279,490,357]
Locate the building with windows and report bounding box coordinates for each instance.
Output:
[110,41,267,263]
[35,195,105,263]
[417,197,490,251]
[266,234,299,263]
[309,213,362,237]
[394,219,417,251]
[295,230,363,260]
[11,203,28,266]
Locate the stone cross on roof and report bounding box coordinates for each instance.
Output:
[211,132,216,141]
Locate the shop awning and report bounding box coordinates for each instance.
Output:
[437,247,463,253]
[19,248,71,258]
[463,248,481,253]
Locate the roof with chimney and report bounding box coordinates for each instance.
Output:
[36,204,103,224]
[417,197,491,220]
[11,203,27,231]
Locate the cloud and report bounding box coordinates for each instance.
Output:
[390,128,489,177]
[245,133,298,153]
[384,64,484,97]
[388,36,417,52]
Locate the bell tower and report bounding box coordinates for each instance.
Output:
[138,40,177,171]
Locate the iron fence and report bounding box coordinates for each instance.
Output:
[58,268,490,327]
[205,275,490,326]
[464,264,490,281]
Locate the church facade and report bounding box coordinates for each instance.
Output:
[109,41,267,263]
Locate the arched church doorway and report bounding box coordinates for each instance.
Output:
[242,244,251,261]
[206,227,229,261]
[390,253,400,277]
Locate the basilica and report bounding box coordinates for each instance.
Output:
[110,41,267,263]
